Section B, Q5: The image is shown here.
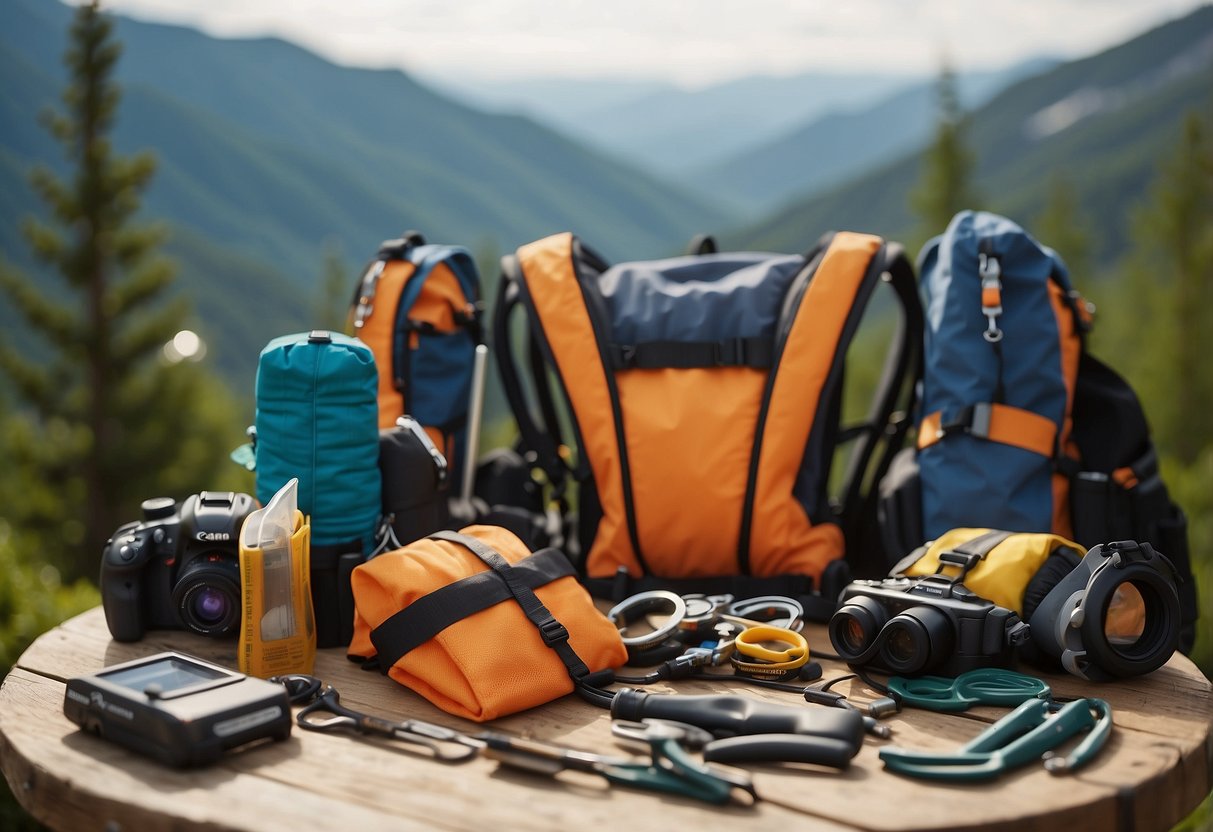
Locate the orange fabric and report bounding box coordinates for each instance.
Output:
[1113,467,1140,489]
[348,525,626,722]
[917,411,944,449]
[358,260,415,429]
[407,263,473,348]
[1048,280,1083,540]
[748,232,882,579]
[917,404,1057,457]
[517,234,641,578]
[617,367,766,577]
[981,286,1002,310]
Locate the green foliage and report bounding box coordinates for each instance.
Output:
[315,240,350,333]
[1097,109,1213,680]
[0,521,99,678]
[0,1,245,583]
[0,519,99,831]
[1111,113,1213,465]
[908,63,981,246]
[1033,176,1093,285]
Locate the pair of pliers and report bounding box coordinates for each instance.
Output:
[482,720,757,806]
[879,697,1112,780]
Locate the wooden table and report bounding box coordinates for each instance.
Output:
[1,606,1210,832]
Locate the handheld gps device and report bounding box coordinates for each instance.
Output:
[64,651,292,767]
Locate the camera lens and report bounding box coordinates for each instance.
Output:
[828,595,888,661]
[884,625,917,664]
[1104,582,1146,647]
[1088,575,1177,675]
[878,606,953,675]
[172,555,241,638]
[191,586,232,626]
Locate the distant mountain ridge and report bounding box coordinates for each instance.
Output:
[444,70,916,177]
[698,58,1059,212]
[732,5,1213,268]
[0,0,735,387]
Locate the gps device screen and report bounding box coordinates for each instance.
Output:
[101,656,227,694]
[64,651,292,767]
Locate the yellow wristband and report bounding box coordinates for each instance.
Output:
[734,625,809,663]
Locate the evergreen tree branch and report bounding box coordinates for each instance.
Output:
[105,257,175,317]
[0,260,79,344]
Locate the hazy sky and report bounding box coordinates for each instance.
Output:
[94,0,1209,87]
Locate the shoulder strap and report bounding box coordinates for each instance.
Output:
[494,258,571,499]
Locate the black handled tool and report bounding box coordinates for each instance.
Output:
[610,689,864,765]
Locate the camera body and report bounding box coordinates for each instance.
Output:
[829,574,1030,677]
[101,492,257,642]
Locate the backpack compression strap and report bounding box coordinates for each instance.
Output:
[368,531,591,686]
[917,403,1057,458]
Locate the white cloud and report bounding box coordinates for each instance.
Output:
[94,0,1210,87]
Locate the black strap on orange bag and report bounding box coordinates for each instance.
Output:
[367,531,614,706]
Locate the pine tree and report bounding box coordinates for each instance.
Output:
[1120,112,1213,465]
[1034,175,1093,286]
[0,1,242,581]
[315,240,349,332]
[909,63,981,246]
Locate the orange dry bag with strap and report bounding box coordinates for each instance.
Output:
[348,525,626,721]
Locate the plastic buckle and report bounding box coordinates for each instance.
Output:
[717,338,745,366]
[538,617,571,647]
[938,403,989,442]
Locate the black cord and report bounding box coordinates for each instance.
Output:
[269,674,324,705]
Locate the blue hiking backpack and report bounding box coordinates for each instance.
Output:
[877,210,1197,649]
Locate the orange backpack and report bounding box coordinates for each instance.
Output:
[348,525,626,721]
[494,232,922,616]
[350,231,481,490]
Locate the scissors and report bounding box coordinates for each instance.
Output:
[886,668,1052,712]
[271,674,482,762]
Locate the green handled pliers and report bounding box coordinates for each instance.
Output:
[480,721,757,806]
[879,697,1113,781]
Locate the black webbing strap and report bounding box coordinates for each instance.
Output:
[608,336,774,370]
[368,544,576,671]
[379,531,592,685]
[889,529,1015,579]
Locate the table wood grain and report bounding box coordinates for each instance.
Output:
[1,606,1210,831]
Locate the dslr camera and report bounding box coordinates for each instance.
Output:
[828,569,1030,677]
[101,492,256,642]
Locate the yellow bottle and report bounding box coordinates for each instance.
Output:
[238,478,316,677]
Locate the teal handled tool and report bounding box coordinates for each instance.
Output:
[879,697,1112,781]
[886,668,1051,712]
[483,721,757,806]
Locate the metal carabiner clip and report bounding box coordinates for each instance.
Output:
[294,683,481,762]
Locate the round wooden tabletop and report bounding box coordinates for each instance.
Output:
[1,606,1210,831]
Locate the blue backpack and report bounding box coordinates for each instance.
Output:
[877,210,1197,649]
[243,330,382,647]
[917,210,1082,538]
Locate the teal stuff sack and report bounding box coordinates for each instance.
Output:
[251,330,382,648]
